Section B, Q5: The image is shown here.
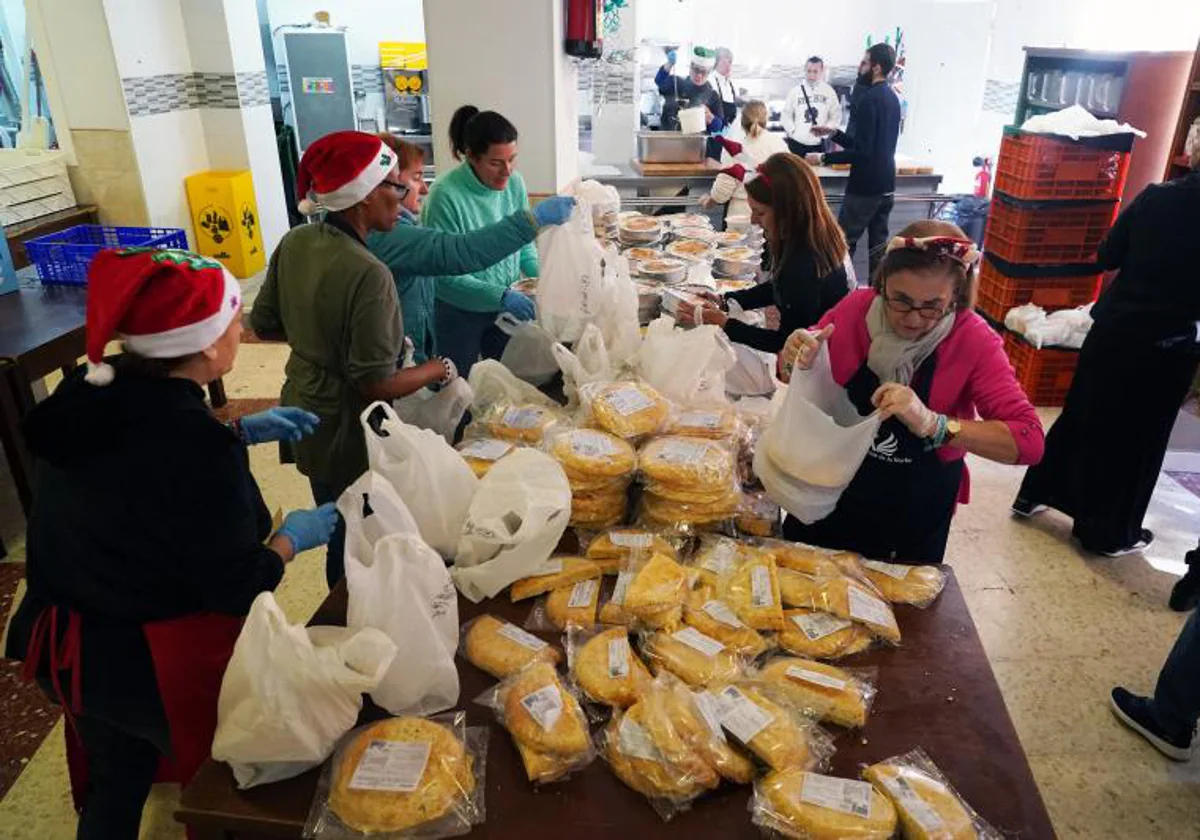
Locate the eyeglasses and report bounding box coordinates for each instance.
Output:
[380,179,411,200]
[883,294,951,320]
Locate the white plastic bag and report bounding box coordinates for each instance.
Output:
[393,378,474,443]
[212,593,396,788]
[757,343,880,523]
[452,448,572,602]
[496,312,561,385]
[637,316,736,408]
[536,200,605,343]
[361,401,478,557]
[596,246,642,365]
[722,301,777,397]
[467,358,559,414]
[553,323,614,408]
[339,473,460,716]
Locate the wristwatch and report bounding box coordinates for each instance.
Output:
[944,418,963,445]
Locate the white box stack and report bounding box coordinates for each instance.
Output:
[0,150,76,227]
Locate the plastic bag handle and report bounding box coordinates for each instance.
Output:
[360,400,401,438]
[493,311,521,336]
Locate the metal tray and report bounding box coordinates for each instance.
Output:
[636,131,707,164]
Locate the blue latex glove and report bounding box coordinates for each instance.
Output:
[276,503,338,554]
[240,406,320,445]
[532,195,576,227]
[666,50,677,66]
[500,288,536,321]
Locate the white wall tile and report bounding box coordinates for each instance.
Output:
[103,0,194,77]
[31,0,130,131]
[129,109,209,244]
[239,104,290,253]
[223,0,268,72]
[199,107,250,170]
[180,0,235,74]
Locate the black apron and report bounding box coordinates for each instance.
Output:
[783,354,964,564]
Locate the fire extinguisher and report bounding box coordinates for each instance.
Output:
[973,156,993,198]
[566,0,603,59]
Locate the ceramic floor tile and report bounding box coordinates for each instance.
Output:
[0,723,76,839]
[222,343,290,400]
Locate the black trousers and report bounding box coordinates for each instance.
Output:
[75,715,160,840]
[1018,323,1199,552]
[838,192,895,280]
[784,137,823,156]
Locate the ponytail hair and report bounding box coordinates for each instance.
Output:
[448,105,518,161]
[740,100,768,140]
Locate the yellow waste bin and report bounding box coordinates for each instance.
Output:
[185,170,265,278]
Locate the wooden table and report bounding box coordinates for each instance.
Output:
[178,570,1055,839]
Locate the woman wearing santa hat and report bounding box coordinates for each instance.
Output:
[6,247,337,839]
[251,130,456,587]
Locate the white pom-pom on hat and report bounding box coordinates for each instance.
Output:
[84,360,114,386]
[297,197,318,216]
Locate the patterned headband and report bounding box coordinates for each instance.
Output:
[885,235,980,268]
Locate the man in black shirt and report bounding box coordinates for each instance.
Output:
[807,43,901,279]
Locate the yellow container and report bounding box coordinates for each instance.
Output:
[185,170,265,278]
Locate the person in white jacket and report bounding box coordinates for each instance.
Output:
[702,100,789,221]
[782,57,842,155]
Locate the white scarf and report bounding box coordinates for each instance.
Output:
[865,296,955,385]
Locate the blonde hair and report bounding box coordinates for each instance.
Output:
[741,101,768,139]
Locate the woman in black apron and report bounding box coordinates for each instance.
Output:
[777,220,1045,564]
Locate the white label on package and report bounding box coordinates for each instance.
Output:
[848,585,896,630]
[862,559,913,580]
[701,541,737,575]
[799,773,874,818]
[568,579,599,609]
[571,430,619,458]
[792,612,852,641]
[603,387,654,416]
[692,691,726,740]
[786,666,848,691]
[610,531,653,549]
[535,558,564,576]
[617,716,660,762]
[678,411,722,430]
[671,626,726,658]
[658,439,707,465]
[497,623,548,651]
[459,438,512,461]
[883,775,945,832]
[348,740,431,792]
[610,570,634,606]
[750,566,773,608]
[519,685,564,731]
[607,637,630,678]
[502,406,544,429]
[702,600,746,627]
[715,686,773,743]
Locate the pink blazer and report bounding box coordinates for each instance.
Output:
[814,289,1045,503]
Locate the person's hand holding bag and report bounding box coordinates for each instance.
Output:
[872,382,939,438]
[778,324,834,382]
[532,195,576,227]
[501,288,536,321]
[276,503,339,555]
[238,407,320,444]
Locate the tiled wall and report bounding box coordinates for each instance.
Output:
[121,71,271,117]
[982,79,1020,115]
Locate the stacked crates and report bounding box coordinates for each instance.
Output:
[979,127,1134,405]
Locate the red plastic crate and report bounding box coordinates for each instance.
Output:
[1003,330,1080,407]
[994,127,1132,201]
[984,194,1118,265]
[975,255,1101,323]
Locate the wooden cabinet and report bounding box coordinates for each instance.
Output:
[1163,39,1200,181]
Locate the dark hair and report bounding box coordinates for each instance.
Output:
[743,153,847,278]
[867,43,896,76]
[806,56,824,66]
[448,105,518,161]
[872,219,977,310]
[377,132,426,170]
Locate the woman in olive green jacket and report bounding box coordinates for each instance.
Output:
[366,135,573,362]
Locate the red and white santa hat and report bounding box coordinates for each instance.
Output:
[296,130,396,215]
[83,248,242,386]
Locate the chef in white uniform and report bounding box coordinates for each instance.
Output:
[782,56,842,155]
[712,47,738,127]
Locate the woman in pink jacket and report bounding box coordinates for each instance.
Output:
[777,219,1044,563]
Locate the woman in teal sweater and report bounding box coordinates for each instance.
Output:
[367,133,572,363]
[422,106,544,375]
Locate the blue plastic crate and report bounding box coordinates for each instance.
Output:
[25,225,189,285]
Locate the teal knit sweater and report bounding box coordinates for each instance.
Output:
[421,162,540,312]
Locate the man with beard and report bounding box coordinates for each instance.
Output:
[807,43,900,278]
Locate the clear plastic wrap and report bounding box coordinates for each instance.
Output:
[705,681,834,774]
[752,769,898,840]
[859,560,947,608]
[304,712,486,839]
[465,402,565,445]
[508,557,603,602]
[640,627,744,687]
[812,577,901,645]
[566,625,651,708]
[652,675,758,785]
[458,614,561,680]
[622,551,690,630]
[681,594,771,659]
[862,748,1005,840]
[756,657,877,729]
[598,568,636,626]
[736,491,781,538]
[580,380,671,440]
[639,435,739,496]
[758,540,843,579]
[688,534,747,589]
[778,568,824,609]
[584,528,683,575]
[474,661,595,785]
[548,427,638,479]
[454,437,518,479]
[719,549,786,631]
[778,609,875,661]
[526,578,602,631]
[662,406,741,441]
